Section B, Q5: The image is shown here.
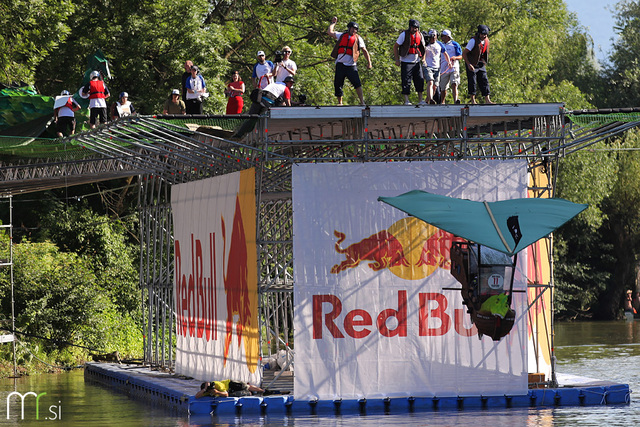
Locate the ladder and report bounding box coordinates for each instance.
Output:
[0,195,16,377]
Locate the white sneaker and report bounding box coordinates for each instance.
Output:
[418,100,427,105]
[404,101,412,106]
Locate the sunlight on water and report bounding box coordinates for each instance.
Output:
[0,321,638,426]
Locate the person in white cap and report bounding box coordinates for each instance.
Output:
[439,30,462,104]
[421,29,448,104]
[163,89,186,114]
[252,51,275,89]
[111,91,136,120]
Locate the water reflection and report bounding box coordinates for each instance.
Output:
[0,321,638,426]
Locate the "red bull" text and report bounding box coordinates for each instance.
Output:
[175,233,218,341]
[313,291,477,339]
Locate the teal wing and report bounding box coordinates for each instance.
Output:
[378,190,587,256]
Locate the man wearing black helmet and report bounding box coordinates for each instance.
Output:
[394,19,426,105]
[327,16,372,105]
[462,24,494,104]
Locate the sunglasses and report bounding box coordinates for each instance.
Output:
[283,51,291,54]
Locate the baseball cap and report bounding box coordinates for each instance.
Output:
[428,29,437,36]
[284,76,294,83]
[409,19,419,28]
[441,29,452,37]
[478,25,490,35]
[171,89,180,95]
[120,91,128,98]
[257,50,265,56]
[191,65,198,72]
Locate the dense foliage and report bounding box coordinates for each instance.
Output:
[555,129,640,320]
[0,190,141,375]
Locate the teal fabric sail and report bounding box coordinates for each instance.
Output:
[378,190,587,256]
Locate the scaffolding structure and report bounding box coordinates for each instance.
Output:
[2,104,640,383]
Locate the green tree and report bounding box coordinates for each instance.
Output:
[554,141,617,319]
[0,234,142,369]
[0,240,100,351]
[606,0,640,107]
[0,0,74,86]
[29,0,597,111]
[39,201,140,313]
[36,0,227,114]
[597,130,640,318]
[555,130,640,319]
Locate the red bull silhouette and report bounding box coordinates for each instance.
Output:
[221,196,251,365]
[417,228,465,270]
[331,230,411,274]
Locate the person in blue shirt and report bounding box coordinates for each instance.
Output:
[439,30,463,104]
[252,51,275,89]
[185,65,208,114]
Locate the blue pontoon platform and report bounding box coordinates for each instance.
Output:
[85,363,630,417]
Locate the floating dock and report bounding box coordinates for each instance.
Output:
[85,363,630,417]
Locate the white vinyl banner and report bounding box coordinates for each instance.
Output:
[293,161,529,400]
[171,170,260,384]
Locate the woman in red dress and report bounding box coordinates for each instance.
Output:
[225,71,245,114]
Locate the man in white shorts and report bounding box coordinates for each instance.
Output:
[439,30,462,104]
[422,29,449,104]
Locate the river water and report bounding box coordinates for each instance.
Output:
[1,321,639,426]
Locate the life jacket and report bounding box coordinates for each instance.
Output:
[399,30,425,57]
[116,101,132,117]
[65,97,80,112]
[89,80,106,99]
[331,33,360,61]
[466,35,489,66]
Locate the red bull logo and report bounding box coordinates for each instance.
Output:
[221,195,258,371]
[331,230,410,273]
[331,217,465,280]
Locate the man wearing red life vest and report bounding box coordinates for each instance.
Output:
[394,19,426,105]
[81,70,110,128]
[462,24,494,104]
[327,16,372,105]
